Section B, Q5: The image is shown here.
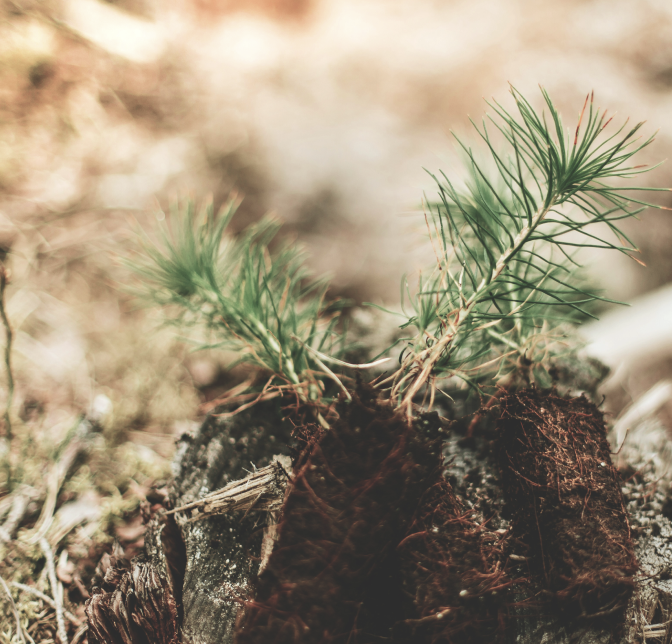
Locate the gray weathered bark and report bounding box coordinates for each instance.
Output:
[166,403,295,644]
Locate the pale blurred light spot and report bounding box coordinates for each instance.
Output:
[0,19,54,60]
[91,394,113,424]
[62,0,165,64]
[582,283,672,369]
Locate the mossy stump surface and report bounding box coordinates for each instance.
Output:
[497,388,637,621]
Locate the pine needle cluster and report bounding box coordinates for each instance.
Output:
[128,199,348,401]
[389,87,666,415]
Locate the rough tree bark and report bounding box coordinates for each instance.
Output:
[86,388,672,644]
[86,402,296,644]
[165,403,296,644]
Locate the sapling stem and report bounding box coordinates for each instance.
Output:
[395,200,556,417]
[385,87,667,418]
[132,87,667,427]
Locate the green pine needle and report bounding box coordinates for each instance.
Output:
[128,87,667,422]
[127,198,347,398]
[391,86,667,415]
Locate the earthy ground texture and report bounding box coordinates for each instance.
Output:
[234,390,491,644]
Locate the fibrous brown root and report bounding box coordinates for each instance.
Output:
[396,476,512,643]
[85,552,180,644]
[235,388,448,643]
[497,388,637,620]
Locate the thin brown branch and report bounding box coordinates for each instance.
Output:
[198,375,256,413]
[70,625,88,644]
[212,390,282,419]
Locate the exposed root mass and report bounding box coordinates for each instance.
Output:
[236,388,511,643]
[497,388,637,621]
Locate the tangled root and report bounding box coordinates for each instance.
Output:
[236,387,513,643]
[235,388,446,643]
[497,388,637,620]
[396,474,512,643]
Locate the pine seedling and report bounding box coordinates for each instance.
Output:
[387,87,666,417]
[131,88,665,423]
[127,88,668,644]
[128,198,358,414]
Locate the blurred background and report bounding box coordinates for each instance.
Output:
[2,0,672,465]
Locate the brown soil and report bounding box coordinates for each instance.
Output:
[235,389,514,644]
[496,388,637,621]
[234,389,448,643]
[396,475,511,644]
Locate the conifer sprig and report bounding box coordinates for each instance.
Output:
[128,199,347,401]
[391,87,666,416]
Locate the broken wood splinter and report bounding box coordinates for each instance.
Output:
[166,456,292,521]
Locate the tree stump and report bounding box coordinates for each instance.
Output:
[86,389,672,644]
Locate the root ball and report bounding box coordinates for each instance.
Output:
[497,388,637,619]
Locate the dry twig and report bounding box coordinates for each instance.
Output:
[40,537,69,644]
[10,581,82,626]
[0,572,26,644]
[0,266,13,444]
[30,419,95,543]
[0,485,39,542]
[0,265,14,492]
[70,625,88,644]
